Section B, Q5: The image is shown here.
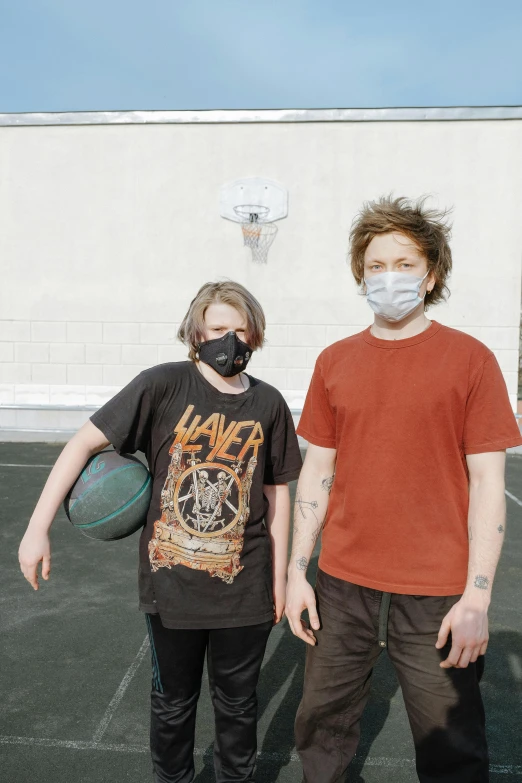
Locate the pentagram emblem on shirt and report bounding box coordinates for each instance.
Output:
[174,462,242,538]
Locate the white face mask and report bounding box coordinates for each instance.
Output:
[364,271,429,323]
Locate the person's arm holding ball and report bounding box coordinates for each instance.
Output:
[18,420,110,590]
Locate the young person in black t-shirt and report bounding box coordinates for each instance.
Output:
[19,281,302,783]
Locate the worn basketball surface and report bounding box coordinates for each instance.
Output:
[64,450,152,540]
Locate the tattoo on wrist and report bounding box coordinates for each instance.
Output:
[321,475,334,494]
[474,575,489,590]
[296,556,308,571]
[498,524,504,533]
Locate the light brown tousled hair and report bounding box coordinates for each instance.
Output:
[178,280,266,361]
[349,196,452,308]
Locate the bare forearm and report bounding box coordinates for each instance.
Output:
[436,455,506,668]
[28,421,109,533]
[289,446,336,579]
[264,484,291,579]
[465,480,505,603]
[464,452,507,605]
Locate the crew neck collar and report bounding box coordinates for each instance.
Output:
[189,361,256,400]
[363,320,442,349]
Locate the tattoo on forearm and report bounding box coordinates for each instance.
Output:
[321,475,334,494]
[474,575,489,590]
[295,489,319,521]
[296,556,308,571]
[293,489,325,555]
[310,521,323,546]
[498,524,504,533]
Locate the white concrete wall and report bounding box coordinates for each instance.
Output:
[1,116,521,432]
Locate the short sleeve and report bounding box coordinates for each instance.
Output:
[463,354,522,455]
[296,353,336,448]
[263,396,303,485]
[90,371,155,455]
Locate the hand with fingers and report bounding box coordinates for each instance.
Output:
[435,596,489,668]
[285,577,321,646]
[18,529,52,591]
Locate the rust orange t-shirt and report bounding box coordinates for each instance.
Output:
[297,321,522,595]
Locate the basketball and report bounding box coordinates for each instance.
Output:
[64,450,152,541]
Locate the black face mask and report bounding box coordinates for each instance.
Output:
[198,331,252,377]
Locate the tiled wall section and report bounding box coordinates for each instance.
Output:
[0,320,520,413]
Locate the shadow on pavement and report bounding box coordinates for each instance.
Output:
[255,553,401,783]
[193,554,399,783]
[482,631,522,778]
[193,590,522,783]
[193,554,400,783]
[413,631,522,782]
[346,654,400,781]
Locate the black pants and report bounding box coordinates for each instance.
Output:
[295,570,488,783]
[146,614,272,783]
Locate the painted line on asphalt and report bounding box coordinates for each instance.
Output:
[0,736,520,773]
[0,736,293,759]
[0,736,148,753]
[0,463,54,468]
[505,489,522,507]
[92,635,150,744]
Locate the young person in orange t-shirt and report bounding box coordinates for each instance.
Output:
[286,196,522,783]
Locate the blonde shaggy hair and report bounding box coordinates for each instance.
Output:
[178,280,266,361]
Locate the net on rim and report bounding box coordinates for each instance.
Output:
[234,205,278,264]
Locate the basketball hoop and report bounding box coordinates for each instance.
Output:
[233,205,278,264]
[219,180,288,265]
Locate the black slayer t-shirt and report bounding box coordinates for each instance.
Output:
[90,361,302,629]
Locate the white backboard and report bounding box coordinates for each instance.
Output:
[220,177,288,223]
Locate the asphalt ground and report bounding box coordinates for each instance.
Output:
[1,442,521,783]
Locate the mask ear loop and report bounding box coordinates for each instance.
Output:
[421,270,431,298]
[195,334,203,360]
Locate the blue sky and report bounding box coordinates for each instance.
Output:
[1,0,521,112]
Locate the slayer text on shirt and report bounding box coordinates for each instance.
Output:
[149,405,265,583]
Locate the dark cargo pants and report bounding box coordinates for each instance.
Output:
[295,569,488,782]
